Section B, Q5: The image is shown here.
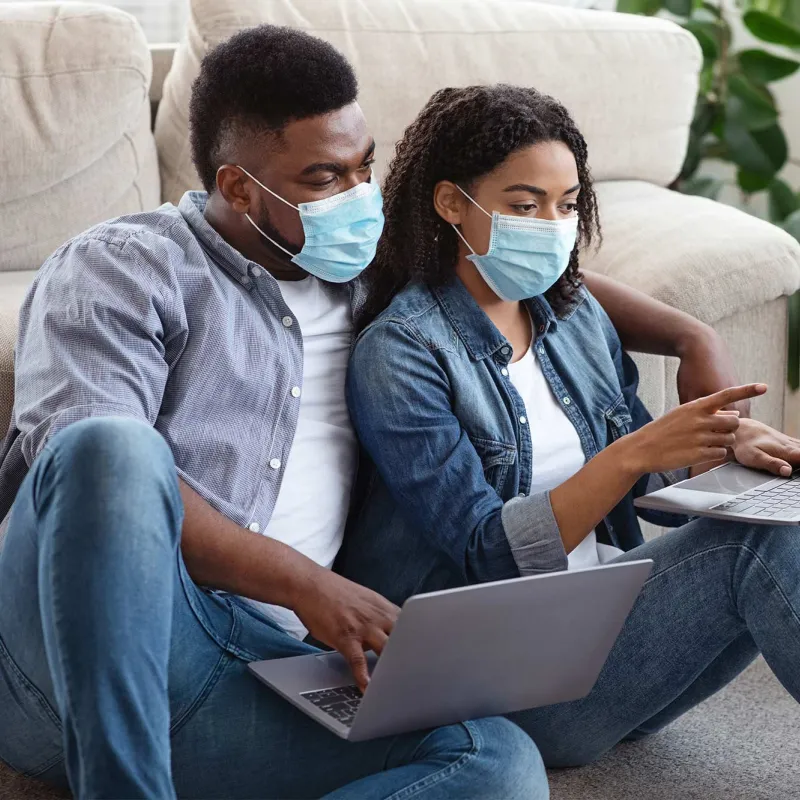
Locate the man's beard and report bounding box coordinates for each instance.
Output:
[255,209,302,259]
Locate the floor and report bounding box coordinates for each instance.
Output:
[1,658,796,800]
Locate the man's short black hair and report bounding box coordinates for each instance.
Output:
[189,25,359,192]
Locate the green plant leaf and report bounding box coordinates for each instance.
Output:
[768,177,800,222]
[681,175,725,199]
[737,169,772,193]
[739,49,800,82]
[665,0,692,16]
[617,0,663,14]
[743,10,800,47]
[725,119,788,176]
[727,74,778,129]
[788,290,800,391]
[684,21,719,59]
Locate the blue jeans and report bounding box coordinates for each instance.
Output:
[509,515,800,767]
[0,418,547,800]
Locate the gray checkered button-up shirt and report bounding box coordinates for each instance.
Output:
[0,192,363,532]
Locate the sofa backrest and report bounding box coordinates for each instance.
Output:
[0,3,160,273]
[155,0,701,206]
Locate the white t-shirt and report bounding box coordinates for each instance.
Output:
[507,344,623,570]
[244,277,357,638]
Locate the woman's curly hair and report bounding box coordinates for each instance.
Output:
[361,84,601,327]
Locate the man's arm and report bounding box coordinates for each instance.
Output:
[179,481,397,690]
[583,271,751,417]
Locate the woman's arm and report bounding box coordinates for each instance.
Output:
[583,272,750,417]
[348,319,764,575]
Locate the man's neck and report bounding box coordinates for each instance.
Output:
[204,193,306,281]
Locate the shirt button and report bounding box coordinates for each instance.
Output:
[520,416,527,425]
[563,397,571,405]
[269,458,281,469]
[291,386,301,398]
[282,316,293,328]
[248,522,260,533]
[501,368,509,377]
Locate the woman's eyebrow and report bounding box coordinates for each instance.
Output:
[501,183,581,196]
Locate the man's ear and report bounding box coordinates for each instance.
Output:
[433,181,466,226]
[216,165,252,214]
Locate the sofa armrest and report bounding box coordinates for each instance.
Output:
[587,181,800,326]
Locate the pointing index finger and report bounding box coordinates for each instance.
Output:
[699,384,767,412]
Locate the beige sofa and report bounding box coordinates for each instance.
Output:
[1,2,799,799]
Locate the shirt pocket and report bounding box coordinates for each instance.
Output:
[470,436,518,493]
[604,393,634,442]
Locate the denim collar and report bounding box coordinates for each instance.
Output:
[432,278,558,362]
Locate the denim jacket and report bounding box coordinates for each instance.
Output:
[337,278,687,605]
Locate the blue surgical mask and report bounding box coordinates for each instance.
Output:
[452,186,578,302]
[238,166,384,283]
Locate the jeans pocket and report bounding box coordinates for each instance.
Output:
[0,634,63,778]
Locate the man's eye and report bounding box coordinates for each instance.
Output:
[311,177,337,188]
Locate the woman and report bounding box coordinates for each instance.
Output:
[338,85,800,765]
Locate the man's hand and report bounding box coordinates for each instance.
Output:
[732,418,800,477]
[291,568,399,693]
[676,328,752,418]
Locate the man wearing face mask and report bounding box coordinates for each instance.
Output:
[0,25,755,800]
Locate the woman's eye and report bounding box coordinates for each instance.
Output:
[560,203,578,214]
[511,204,537,214]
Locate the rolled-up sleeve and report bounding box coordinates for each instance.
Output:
[14,234,181,465]
[347,320,567,583]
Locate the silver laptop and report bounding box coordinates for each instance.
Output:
[635,463,800,524]
[248,560,652,742]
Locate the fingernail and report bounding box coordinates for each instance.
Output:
[781,466,792,476]
[756,384,768,392]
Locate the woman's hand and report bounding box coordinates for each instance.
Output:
[731,418,800,477]
[618,384,768,475]
[676,327,752,418]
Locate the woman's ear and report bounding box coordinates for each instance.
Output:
[433,181,466,226]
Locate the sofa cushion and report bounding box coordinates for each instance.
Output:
[0,3,160,273]
[0,272,37,438]
[155,0,701,204]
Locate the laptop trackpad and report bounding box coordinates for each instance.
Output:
[679,464,774,495]
[314,651,378,680]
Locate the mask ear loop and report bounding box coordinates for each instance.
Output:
[450,184,492,254]
[219,165,301,259]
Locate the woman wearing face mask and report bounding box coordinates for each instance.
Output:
[337,84,800,765]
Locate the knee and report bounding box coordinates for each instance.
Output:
[33,417,181,541]
[44,417,174,484]
[465,717,550,800]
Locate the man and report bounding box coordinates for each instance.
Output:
[0,24,758,799]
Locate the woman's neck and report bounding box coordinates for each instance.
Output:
[455,259,533,361]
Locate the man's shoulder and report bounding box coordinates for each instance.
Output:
[37,203,200,295]
[59,203,190,257]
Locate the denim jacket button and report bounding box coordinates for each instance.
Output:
[501,346,511,356]
[501,368,509,377]
[563,397,571,405]
[518,492,527,498]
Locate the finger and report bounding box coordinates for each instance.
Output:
[701,447,729,463]
[705,433,736,449]
[698,384,767,412]
[749,451,792,477]
[339,639,371,693]
[781,446,800,466]
[704,414,740,432]
[365,628,390,656]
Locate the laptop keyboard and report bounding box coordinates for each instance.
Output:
[301,685,362,728]
[710,471,800,519]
